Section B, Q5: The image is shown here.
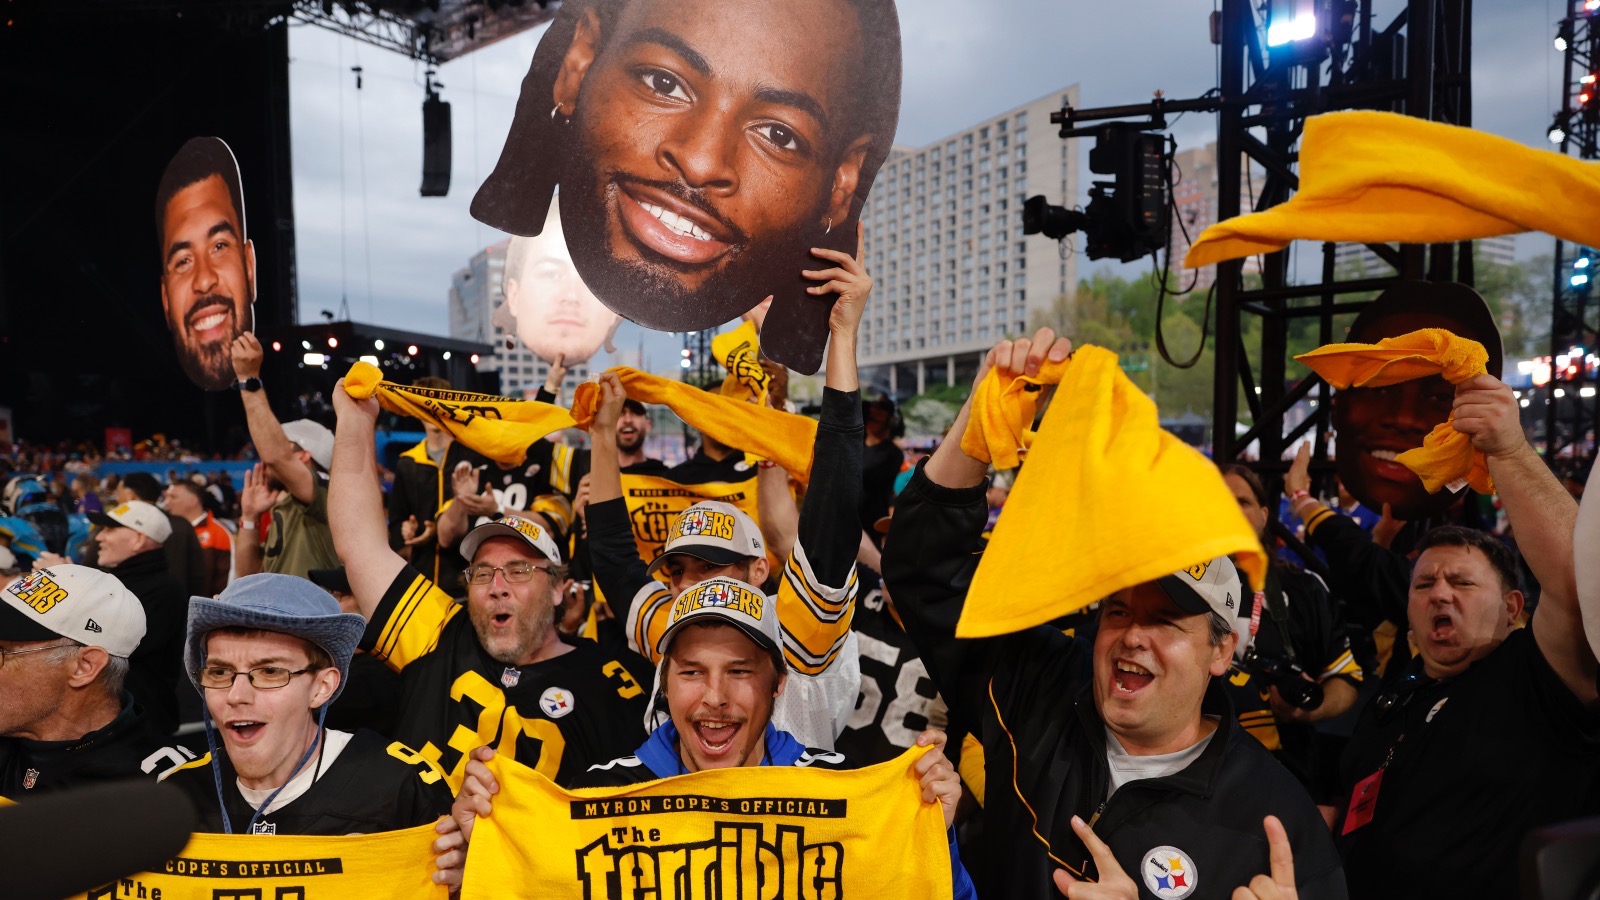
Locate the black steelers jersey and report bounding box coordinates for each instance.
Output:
[161,729,452,835]
[835,582,953,767]
[363,565,655,792]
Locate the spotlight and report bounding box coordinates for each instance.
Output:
[1557,36,1570,51]
[407,345,419,356]
[1577,257,1590,268]
[271,341,282,352]
[470,353,480,364]
[301,340,312,351]
[1550,126,1568,145]
[303,352,326,366]
[443,351,452,360]
[1266,0,1317,47]
[374,339,386,350]
[360,355,380,366]
[680,358,692,369]
[328,337,339,348]
[1571,273,1589,287]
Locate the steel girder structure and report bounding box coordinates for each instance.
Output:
[1544,3,1600,474]
[1210,0,1472,477]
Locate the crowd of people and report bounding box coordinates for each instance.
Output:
[2,225,1597,900]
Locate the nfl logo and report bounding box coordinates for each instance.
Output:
[22,768,39,790]
[252,821,277,835]
[501,667,521,688]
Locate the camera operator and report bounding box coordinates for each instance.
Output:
[1222,465,1363,811]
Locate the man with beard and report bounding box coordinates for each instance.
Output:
[154,136,255,392]
[471,0,900,349]
[329,383,655,792]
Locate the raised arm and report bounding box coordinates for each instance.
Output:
[231,333,314,504]
[330,378,407,619]
[583,373,670,660]
[793,222,870,588]
[884,330,1074,722]
[1454,374,1596,705]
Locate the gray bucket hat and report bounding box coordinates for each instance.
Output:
[184,573,366,704]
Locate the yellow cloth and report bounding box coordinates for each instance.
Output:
[68,823,442,900]
[342,361,575,465]
[572,367,819,481]
[462,749,952,900]
[1295,328,1494,495]
[712,319,773,404]
[956,346,1267,638]
[1184,110,1600,269]
[960,358,1069,468]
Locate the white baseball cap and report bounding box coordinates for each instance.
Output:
[460,514,564,565]
[89,501,172,545]
[645,502,764,577]
[281,419,335,470]
[0,565,147,657]
[655,575,783,664]
[1156,556,1245,637]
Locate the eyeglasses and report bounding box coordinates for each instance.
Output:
[0,641,77,671]
[196,665,318,690]
[464,561,549,585]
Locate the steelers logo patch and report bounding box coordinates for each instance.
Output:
[540,686,575,719]
[1141,846,1197,899]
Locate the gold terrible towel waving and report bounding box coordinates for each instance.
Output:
[956,345,1266,638]
[342,361,575,465]
[1184,110,1600,268]
[1296,328,1493,495]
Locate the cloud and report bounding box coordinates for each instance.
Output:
[288,1,1559,349]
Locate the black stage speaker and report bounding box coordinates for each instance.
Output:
[421,93,452,197]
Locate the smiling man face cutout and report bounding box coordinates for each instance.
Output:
[155,137,256,392]
[1331,282,1503,520]
[472,0,901,373]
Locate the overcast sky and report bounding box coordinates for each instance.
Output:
[286,0,1556,371]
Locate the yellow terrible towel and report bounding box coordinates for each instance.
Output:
[957,346,1266,638]
[960,356,1070,469]
[1184,110,1600,269]
[462,749,952,900]
[342,361,575,465]
[1295,328,1493,495]
[711,319,773,404]
[572,367,819,481]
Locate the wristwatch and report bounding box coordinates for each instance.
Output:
[232,377,263,392]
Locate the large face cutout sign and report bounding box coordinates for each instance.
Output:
[1330,281,1504,520]
[501,202,622,365]
[471,0,903,374]
[155,137,257,392]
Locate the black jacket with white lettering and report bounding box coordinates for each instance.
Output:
[882,461,1347,900]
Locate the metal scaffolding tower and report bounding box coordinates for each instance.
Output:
[1544,2,1600,473]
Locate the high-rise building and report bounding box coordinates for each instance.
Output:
[858,86,1081,398]
[447,239,590,397]
[1167,141,1259,291]
[1333,235,1518,274]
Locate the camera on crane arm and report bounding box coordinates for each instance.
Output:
[1022,123,1170,264]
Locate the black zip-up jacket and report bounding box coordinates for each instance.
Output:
[0,695,197,796]
[882,461,1346,899]
[103,548,187,735]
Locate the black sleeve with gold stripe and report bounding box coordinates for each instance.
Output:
[360,564,462,673]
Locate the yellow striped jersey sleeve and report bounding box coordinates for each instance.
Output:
[624,580,677,665]
[775,540,858,676]
[1319,646,1364,683]
[367,567,463,673]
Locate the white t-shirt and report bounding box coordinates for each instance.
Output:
[1103,718,1219,801]
[236,729,354,815]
